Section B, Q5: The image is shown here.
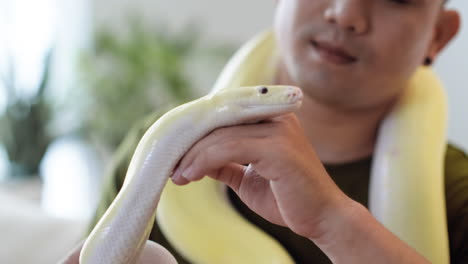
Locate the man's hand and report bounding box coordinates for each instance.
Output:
[171,113,430,264]
[171,113,348,239]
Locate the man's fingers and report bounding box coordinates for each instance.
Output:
[206,162,246,191]
[180,138,268,182]
[170,121,280,184]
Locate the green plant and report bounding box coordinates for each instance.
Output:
[0,51,54,178]
[78,18,234,150]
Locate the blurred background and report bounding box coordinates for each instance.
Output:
[0,0,466,263]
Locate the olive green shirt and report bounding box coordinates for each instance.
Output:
[89,112,468,263]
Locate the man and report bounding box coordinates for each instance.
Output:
[64,0,466,263]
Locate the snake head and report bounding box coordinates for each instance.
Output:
[209,85,303,122]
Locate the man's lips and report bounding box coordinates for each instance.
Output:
[310,40,357,65]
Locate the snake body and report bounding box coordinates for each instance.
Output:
[80,85,303,263]
[370,68,449,263]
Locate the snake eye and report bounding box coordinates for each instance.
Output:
[259,87,268,94]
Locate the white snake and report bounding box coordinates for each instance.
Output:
[80,30,450,263]
[80,85,303,263]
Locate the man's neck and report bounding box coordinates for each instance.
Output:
[275,69,395,164]
[296,95,389,164]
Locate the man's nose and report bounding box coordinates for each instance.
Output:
[323,0,370,34]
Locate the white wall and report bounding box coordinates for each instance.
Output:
[92,0,468,151]
[92,0,275,44]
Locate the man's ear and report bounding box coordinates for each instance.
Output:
[427,10,461,59]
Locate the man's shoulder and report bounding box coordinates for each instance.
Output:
[445,143,468,178]
[446,143,468,158]
[444,142,468,216]
[444,143,468,262]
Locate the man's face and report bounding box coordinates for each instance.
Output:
[274,0,444,110]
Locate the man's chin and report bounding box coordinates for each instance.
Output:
[294,77,368,108]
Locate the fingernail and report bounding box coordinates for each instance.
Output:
[172,166,182,180]
[182,166,193,180]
